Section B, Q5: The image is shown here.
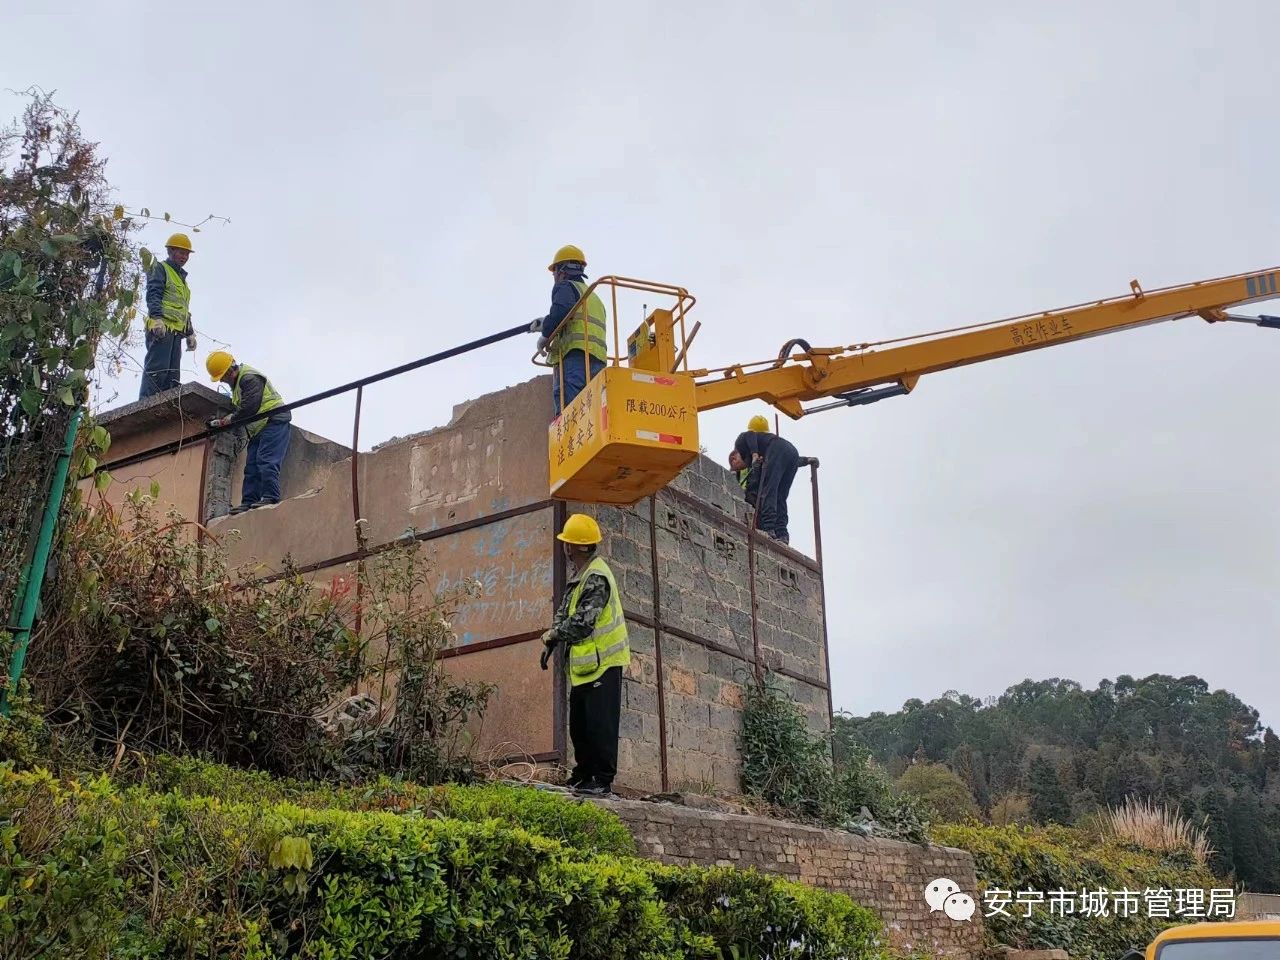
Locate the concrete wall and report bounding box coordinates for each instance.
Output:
[89,384,350,524]
[600,797,985,959]
[221,426,350,517]
[1238,892,1280,920]
[93,375,832,793]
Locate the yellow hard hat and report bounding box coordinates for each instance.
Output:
[548,244,586,272]
[165,232,193,252]
[206,350,235,382]
[557,513,602,545]
[748,414,770,432]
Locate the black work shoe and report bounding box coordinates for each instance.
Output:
[573,780,612,797]
[228,502,257,515]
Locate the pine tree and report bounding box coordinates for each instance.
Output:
[1230,790,1267,888]
[1198,787,1234,878]
[1027,755,1072,825]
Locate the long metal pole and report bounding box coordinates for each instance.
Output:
[100,322,534,474]
[648,495,670,792]
[809,460,834,732]
[746,456,767,686]
[351,386,365,695]
[194,437,212,579]
[2,407,82,715]
[551,501,568,762]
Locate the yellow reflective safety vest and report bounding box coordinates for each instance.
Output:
[546,279,609,365]
[159,261,191,333]
[565,555,629,686]
[231,364,285,438]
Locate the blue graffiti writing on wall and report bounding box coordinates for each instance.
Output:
[438,558,553,644]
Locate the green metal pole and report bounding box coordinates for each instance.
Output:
[2,406,82,716]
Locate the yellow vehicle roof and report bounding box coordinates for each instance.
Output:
[1153,920,1280,945]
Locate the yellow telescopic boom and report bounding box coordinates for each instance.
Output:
[695,268,1280,418]
[544,268,1280,504]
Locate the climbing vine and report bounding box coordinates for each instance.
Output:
[0,90,138,627]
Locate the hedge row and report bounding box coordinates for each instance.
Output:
[139,756,637,857]
[1,766,886,960]
[934,823,1222,960]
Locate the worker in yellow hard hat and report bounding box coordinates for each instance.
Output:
[540,512,630,796]
[205,351,293,515]
[531,244,609,415]
[139,232,197,399]
[732,414,812,545]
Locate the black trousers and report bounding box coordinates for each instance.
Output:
[756,436,800,541]
[569,665,622,787]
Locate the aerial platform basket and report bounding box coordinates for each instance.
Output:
[537,277,702,505]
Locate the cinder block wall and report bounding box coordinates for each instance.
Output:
[577,454,831,795]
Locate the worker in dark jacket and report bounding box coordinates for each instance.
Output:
[540,513,630,796]
[733,415,808,544]
[531,244,609,415]
[139,233,197,399]
[205,351,292,514]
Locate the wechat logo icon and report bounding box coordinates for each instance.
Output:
[925,878,976,922]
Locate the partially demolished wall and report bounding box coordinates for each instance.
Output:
[94,375,831,793]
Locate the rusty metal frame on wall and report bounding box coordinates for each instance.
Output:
[647,496,671,792]
[101,326,570,768]
[808,462,835,728]
[623,463,831,793]
[100,322,834,778]
[250,496,568,769]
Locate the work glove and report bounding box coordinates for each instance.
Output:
[185,334,197,351]
[539,628,556,670]
[536,335,549,353]
[529,316,545,333]
[207,416,230,430]
[540,645,553,671]
[147,316,167,334]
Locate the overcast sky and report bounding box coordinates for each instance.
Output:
[8,1,1280,730]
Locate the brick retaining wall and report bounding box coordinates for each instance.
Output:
[599,797,987,958]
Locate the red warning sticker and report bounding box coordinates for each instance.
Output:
[631,372,678,387]
[636,429,683,445]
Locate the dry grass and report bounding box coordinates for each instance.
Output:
[1103,795,1214,864]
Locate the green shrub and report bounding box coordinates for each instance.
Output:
[649,864,884,959]
[140,755,636,857]
[741,677,929,843]
[895,763,979,824]
[935,822,1223,960]
[1,766,885,959]
[30,499,488,785]
[0,681,49,769]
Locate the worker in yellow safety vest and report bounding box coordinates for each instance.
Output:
[530,244,609,415]
[540,513,630,795]
[140,233,197,399]
[205,351,292,515]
